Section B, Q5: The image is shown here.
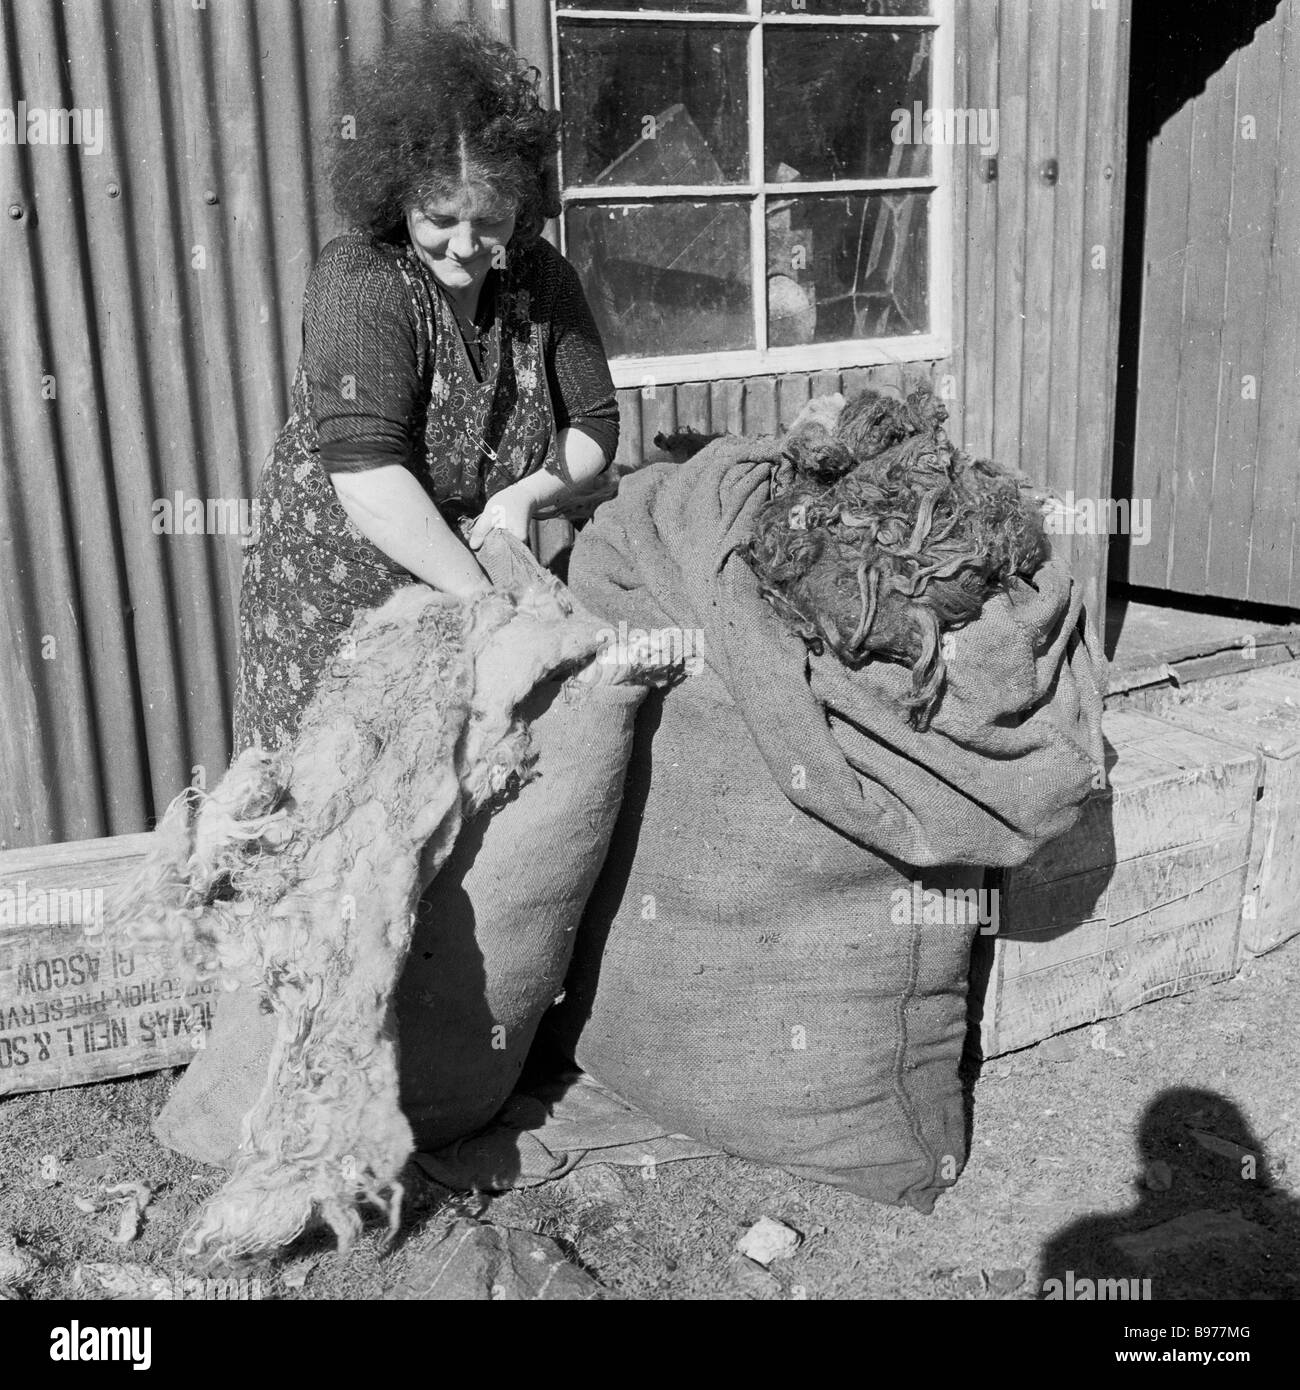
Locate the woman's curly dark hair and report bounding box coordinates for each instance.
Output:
[330,20,561,247]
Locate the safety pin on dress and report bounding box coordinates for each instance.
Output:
[466,430,498,464]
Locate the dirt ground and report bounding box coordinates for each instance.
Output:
[2,933,1296,1302]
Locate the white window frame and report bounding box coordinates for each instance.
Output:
[550,0,954,388]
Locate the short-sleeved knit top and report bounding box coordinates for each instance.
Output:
[233,230,618,752]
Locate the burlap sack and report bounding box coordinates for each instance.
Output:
[153,981,276,1169]
[551,678,985,1211]
[396,677,646,1149]
[549,438,1107,1212]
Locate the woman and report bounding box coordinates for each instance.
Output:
[234,21,618,751]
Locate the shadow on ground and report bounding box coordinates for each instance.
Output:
[1040,1088,1300,1300]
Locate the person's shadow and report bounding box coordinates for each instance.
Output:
[1039,1088,1300,1300]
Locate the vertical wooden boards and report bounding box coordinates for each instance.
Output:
[775,374,813,430]
[613,387,643,469]
[676,382,713,438]
[1018,0,1061,489]
[742,377,779,438]
[1043,0,1090,512]
[1130,1,1300,605]
[1128,79,1194,591]
[810,369,843,407]
[957,0,1000,459]
[1070,0,1130,622]
[975,709,1259,1057]
[947,0,969,446]
[1205,8,1285,600]
[1167,42,1241,595]
[1251,0,1300,606]
[609,366,954,472]
[710,378,746,437]
[992,0,1031,469]
[638,381,680,448]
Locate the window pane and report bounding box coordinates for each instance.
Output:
[764,28,932,181]
[566,201,753,356]
[762,1,930,13]
[559,23,749,186]
[766,192,928,345]
[563,1,748,11]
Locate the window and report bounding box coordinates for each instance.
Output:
[552,0,953,387]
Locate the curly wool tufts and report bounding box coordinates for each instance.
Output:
[744,380,1049,728]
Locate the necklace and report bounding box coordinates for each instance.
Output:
[449,296,491,396]
[449,301,490,355]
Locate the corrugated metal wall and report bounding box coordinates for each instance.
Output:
[1124,0,1298,607]
[0,0,1127,851]
[0,0,529,850]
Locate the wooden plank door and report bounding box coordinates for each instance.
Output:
[1124,0,1299,608]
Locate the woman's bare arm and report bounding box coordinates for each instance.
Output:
[329,465,491,599]
[466,427,609,549]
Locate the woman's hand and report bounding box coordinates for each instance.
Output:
[467,428,613,549]
[467,477,540,550]
[328,465,492,600]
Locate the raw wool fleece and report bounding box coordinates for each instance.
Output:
[551,435,1107,1211]
[154,675,651,1176]
[117,574,606,1265]
[746,383,1050,726]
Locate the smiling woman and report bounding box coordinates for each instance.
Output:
[234,20,619,753]
[407,193,518,315]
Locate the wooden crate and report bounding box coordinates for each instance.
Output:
[0,833,214,1095]
[1158,668,1300,958]
[972,711,1261,1057]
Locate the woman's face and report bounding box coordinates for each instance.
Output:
[406,185,518,299]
